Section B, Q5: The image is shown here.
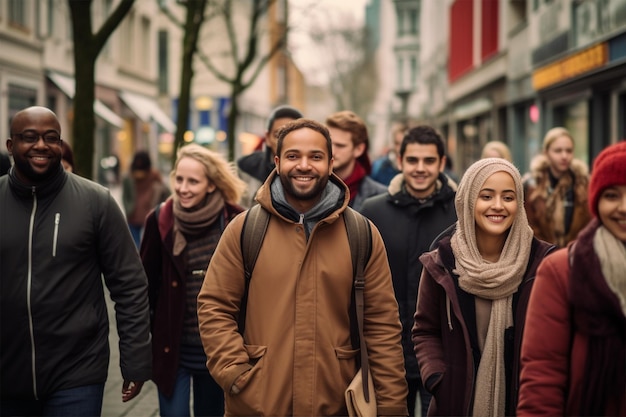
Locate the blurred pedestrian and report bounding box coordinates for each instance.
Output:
[518,140,626,416]
[326,110,387,211]
[370,122,407,185]
[141,143,246,417]
[0,152,10,176]
[481,140,512,162]
[198,119,408,416]
[523,127,591,247]
[361,125,457,416]
[122,150,170,247]
[0,106,151,416]
[413,158,554,416]
[237,105,303,207]
[60,140,75,173]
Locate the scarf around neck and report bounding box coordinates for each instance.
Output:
[270,175,343,238]
[343,161,367,204]
[571,219,626,415]
[450,158,533,417]
[172,191,224,256]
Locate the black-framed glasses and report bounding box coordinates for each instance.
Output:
[12,131,62,145]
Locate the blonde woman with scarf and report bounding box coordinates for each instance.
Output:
[412,158,555,416]
[140,144,246,417]
[518,141,626,416]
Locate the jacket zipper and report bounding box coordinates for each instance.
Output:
[27,187,39,400]
[52,213,60,257]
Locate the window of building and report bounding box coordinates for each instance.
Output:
[9,85,37,124]
[410,56,417,88]
[9,0,27,28]
[397,56,404,90]
[141,16,150,65]
[158,30,169,94]
[409,9,418,35]
[120,11,135,65]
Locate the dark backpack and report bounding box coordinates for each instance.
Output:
[238,204,372,336]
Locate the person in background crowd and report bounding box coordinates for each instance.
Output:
[481,140,513,163]
[523,127,591,247]
[370,122,408,185]
[198,119,408,416]
[60,140,75,173]
[326,110,386,211]
[123,150,170,248]
[0,106,151,416]
[443,153,459,184]
[141,143,246,417]
[360,125,457,416]
[517,140,626,416]
[237,105,303,207]
[0,152,10,176]
[413,158,554,416]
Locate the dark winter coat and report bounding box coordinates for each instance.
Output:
[140,197,243,396]
[351,175,387,212]
[413,235,554,416]
[0,166,152,400]
[360,172,457,380]
[237,148,275,207]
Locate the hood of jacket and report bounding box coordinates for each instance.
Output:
[386,172,457,209]
[255,170,350,227]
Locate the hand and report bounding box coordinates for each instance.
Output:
[122,380,144,402]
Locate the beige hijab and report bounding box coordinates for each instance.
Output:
[450,158,533,417]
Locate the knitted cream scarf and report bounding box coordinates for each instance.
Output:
[450,158,533,417]
[595,225,626,316]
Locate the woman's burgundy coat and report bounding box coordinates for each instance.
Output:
[140,198,242,396]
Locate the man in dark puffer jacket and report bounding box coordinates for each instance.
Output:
[361,126,457,416]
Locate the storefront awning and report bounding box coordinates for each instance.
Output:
[47,71,124,128]
[119,91,176,133]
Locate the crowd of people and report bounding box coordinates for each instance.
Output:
[1,104,624,417]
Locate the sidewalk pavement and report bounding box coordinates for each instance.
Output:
[102,288,159,417]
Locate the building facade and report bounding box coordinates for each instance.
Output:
[0,0,304,178]
[369,0,626,175]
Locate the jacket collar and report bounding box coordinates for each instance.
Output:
[8,164,67,200]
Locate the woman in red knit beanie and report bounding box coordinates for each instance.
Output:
[518,140,626,416]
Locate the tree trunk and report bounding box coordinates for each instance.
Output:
[68,0,135,179]
[172,0,208,166]
[226,83,243,162]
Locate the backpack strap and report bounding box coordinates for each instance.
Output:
[238,204,270,333]
[343,206,373,402]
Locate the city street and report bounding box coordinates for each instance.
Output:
[101,183,158,416]
[102,286,159,417]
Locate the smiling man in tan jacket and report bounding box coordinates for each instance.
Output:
[198,118,408,416]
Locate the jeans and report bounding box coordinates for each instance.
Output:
[408,377,431,417]
[0,383,105,416]
[158,367,224,417]
[128,224,143,248]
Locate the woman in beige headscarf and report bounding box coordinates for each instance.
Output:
[412,158,555,416]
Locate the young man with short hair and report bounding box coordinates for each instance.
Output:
[360,125,457,416]
[326,110,386,211]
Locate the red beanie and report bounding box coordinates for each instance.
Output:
[588,140,626,217]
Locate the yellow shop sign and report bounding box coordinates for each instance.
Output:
[532,43,608,90]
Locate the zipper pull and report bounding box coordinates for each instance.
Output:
[298,213,304,224]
